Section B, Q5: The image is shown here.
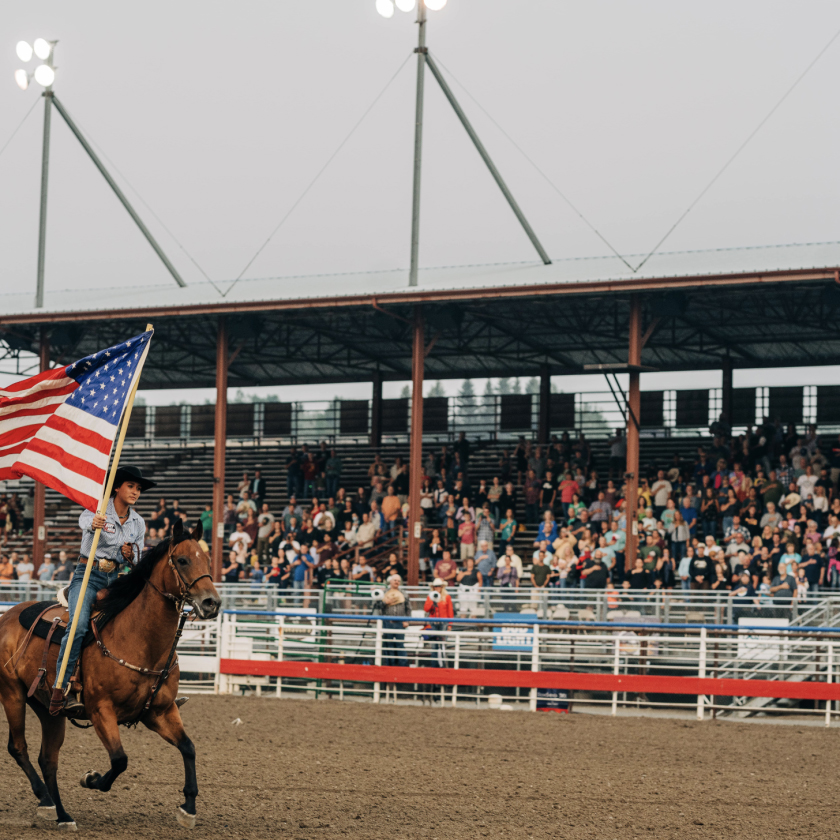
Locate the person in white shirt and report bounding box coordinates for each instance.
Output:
[797,466,818,501]
[651,470,672,512]
[16,554,34,582]
[229,522,252,563]
[497,544,524,578]
[531,540,554,562]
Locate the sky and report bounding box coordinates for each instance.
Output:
[2,1,839,404]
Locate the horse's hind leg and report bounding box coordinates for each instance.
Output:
[79,705,128,793]
[143,703,198,828]
[0,687,55,817]
[30,702,75,828]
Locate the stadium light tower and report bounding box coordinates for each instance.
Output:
[14,38,186,308]
[376,0,550,286]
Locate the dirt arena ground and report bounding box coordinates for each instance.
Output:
[0,695,837,838]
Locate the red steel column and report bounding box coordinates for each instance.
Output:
[407,306,424,587]
[212,318,228,582]
[625,296,641,571]
[32,327,49,571]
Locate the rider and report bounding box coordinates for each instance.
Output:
[50,465,156,716]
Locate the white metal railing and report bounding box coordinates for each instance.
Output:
[212,610,840,721]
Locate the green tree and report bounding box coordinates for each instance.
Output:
[525,377,539,394]
[496,377,512,395]
[512,377,522,394]
[428,380,446,398]
[400,385,410,399]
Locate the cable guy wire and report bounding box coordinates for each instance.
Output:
[66,110,224,296]
[430,53,635,273]
[633,23,840,273]
[0,98,40,162]
[225,53,413,297]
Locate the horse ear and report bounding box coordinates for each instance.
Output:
[191,520,203,542]
[173,518,184,539]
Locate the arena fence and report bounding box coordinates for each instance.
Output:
[213,610,840,721]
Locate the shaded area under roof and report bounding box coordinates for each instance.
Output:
[1,241,839,389]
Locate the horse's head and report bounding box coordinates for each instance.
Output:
[161,520,221,619]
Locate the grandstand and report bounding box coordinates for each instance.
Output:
[1,239,840,584]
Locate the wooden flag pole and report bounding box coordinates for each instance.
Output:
[56,324,154,692]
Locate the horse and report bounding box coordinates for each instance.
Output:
[0,519,220,831]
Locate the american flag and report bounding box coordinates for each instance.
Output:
[0,330,153,511]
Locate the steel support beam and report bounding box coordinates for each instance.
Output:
[32,327,49,570]
[537,364,551,444]
[212,317,228,582]
[407,306,424,586]
[370,371,383,448]
[721,356,733,426]
[624,296,642,572]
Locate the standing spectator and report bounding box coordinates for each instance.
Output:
[22,489,35,533]
[496,553,519,593]
[680,497,698,537]
[381,575,410,668]
[381,486,402,534]
[770,562,796,605]
[433,550,459,585]
[249,469,266,507]
[37,553,55,583]
[199,503,214,543]
[285,447,302,497]
[588,491,611,524]
[688,548,713,590]
[608,429,626,479]
[229,522,252,564]
[222,551,241,584]
[237,472,250,500]
[530,552,551,613]
[255,504,275,564]
[475,540,497,589]
[581,551,608,589]
[475,506,495,548]
[651,470,673,519]
[325,449,342,499]
[524,470,541,525]
[52,551,72,583]
[236,491,257,523]
[497,509,518,552]
[457,513,476,561]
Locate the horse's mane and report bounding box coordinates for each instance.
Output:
[96,533,191,625]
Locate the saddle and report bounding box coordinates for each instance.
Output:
[17,601,101,707]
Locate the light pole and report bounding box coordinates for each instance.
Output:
[375,0,550,287]
[14,39,187,308]
[15,39,56,309]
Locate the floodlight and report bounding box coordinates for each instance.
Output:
[14,69,29,90]
[395,0,416,11]
[33,38,52,60]
[375,0,395,17]
[425,0,447,9]
[16,41,33,62]
[34,64,55,87]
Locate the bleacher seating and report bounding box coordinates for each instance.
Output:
[2,434,711,559]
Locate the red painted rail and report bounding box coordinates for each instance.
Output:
[219,659,840,701]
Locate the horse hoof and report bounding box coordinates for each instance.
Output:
[58,822,78,832]
[80,770,100,788]
[37,805,57,820]
[176,806,196,829]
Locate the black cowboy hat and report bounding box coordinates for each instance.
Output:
[113,465,157,492]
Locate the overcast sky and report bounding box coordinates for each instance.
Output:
[2,1,839,403]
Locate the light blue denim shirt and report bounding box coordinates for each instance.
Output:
[79,497,146,566]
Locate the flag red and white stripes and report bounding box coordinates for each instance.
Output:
[0,331,152,511]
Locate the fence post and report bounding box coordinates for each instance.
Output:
[452,634,460,708]
[217,612,230,695]
[827,643,834,728]
[611,635,620,716]
[373,619,383,704]
[697,626,707,721]
[529,623,540,712]
[275,615,285,698]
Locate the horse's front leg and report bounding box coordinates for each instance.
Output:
[143,702,197,828]
[81,704,128,793]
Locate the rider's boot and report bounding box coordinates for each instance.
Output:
[49,686,85,717]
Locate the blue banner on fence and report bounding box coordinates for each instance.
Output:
[492,613,534,652]
[536,687,571,712]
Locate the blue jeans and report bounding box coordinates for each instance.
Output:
[382,631,407,668]
[54,563,119,690]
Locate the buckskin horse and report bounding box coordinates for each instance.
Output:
[0,520,220,831]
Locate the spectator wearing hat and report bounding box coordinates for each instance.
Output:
[37,553,55,583]
[381,575,410,669]
[424,578,454,621]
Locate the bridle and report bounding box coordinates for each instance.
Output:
[146,538,214,612]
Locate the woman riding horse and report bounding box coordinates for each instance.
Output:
[50,465,155,716]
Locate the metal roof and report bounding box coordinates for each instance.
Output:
[0,240,839,320]
[1,241,839,390]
